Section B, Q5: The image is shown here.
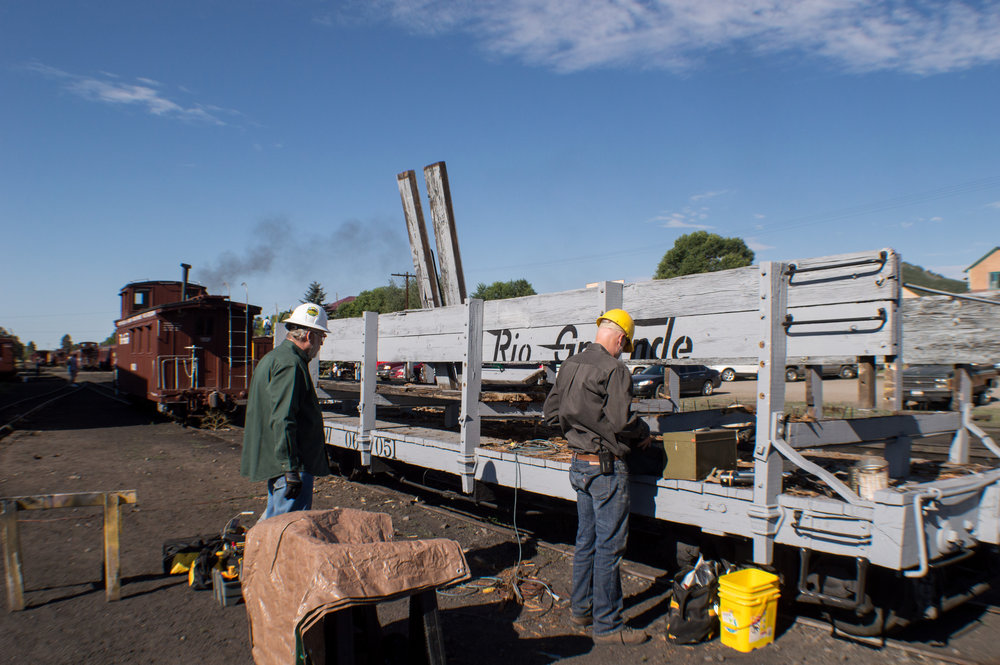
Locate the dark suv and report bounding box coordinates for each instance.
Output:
[903,365,996,409]
[631,365,721,398]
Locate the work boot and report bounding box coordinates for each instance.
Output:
[593,628,649,645]
[570,613,593,627]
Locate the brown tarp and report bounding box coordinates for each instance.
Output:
[242,508,470,665]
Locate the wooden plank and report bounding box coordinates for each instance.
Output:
[950,365,973,464]
[786,413,961,448]
[805,365,823,420]
[751,261,787,565]
[2,499,25,611]
[858,356,876,409]
[902,294,1000,364]
[623,248,897,318]
[459,300,483,493]
[10,490,137,510]
[103,493,122,602]
[397,170,441,308]
[359,312,378,467]
[319,249,900,364]
[423,162,466,307]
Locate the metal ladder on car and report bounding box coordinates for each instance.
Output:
[227,300,249,390]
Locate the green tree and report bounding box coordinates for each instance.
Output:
[332,282,410,318]
[471,279,536,301]
[25,341,37,360]
[654,231,755,279]
[301,281,328,305]
[901,262,967,294]
[101,332,117,346]
[60,334,74,352]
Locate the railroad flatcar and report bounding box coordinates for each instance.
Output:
[0,337,16,377]
[114,269,268,416]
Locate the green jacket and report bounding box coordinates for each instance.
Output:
[240,340,328,482]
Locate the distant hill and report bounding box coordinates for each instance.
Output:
[902,262,968,294]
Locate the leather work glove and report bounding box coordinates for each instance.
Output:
[283,471,303,500]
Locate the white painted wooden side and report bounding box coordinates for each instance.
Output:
[902,295,1000,364]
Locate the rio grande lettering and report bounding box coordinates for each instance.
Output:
[488,317,694,363]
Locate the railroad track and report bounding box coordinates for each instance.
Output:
[0,379,127,437]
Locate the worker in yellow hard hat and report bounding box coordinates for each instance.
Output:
[542,307,652,645]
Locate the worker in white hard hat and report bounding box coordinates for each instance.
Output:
[543,308,653,645]
[241,302,332,519]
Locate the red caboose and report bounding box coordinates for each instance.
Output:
[114,274,264,416]
[0,337,16,377]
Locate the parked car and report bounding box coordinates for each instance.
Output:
[631,365,721,398]
[709,364,759,382]
[377,361,427,383]
[903,365,996,409]
[785,363,859,382]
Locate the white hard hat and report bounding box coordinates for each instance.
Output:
[283,302,331,333]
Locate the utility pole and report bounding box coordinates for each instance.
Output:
[392,272,415,309]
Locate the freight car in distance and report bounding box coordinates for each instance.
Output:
[114,265,271,417]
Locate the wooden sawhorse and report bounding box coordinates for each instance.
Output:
[1,490,137,611]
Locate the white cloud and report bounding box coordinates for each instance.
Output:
[690,189,728,202]
[987,201,1000,209]
[746,237,775,252]
[369,0,1000,74]
[25,63,235,125]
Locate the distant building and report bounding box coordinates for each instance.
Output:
[325,296,356,316]
[965,247,1000,292]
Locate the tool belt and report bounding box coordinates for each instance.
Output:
[572,450,621,474]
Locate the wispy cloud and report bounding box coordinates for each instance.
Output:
[367,0,1000,74]
[987,201,1000,209]
[690,189,728,202]
[24,63,239,125]
[746,237,775,252]
[651,190,726,230]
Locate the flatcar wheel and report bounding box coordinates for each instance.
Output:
[824,602,904,637]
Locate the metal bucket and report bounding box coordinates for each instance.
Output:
[851,456,889,500]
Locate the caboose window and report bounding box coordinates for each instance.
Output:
[133,290,150,310]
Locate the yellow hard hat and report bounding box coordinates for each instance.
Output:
[596,308,635,352]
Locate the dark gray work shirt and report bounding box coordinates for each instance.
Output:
[543,343,649,458]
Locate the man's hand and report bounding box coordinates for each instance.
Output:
[283,471,303,500]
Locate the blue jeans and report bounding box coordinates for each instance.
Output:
[569,458,630,636]
[262,472,314,520]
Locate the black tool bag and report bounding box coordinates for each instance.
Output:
[161,535,222,577]
[666,560,719,644]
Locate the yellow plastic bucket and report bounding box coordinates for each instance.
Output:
[717,568,780,652]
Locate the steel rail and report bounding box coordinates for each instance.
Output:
[793,614,988,665]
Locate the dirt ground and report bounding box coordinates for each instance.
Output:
[1,373,998,665]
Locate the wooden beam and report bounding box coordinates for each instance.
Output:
[805,365,823,420]
[103,493,123,602]
[751,261,787,565]
[857,356,876,409]
[397,170,441,309]
[423,162,466,307]
[2,500,25,611]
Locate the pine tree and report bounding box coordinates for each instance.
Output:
[301,281,328,305]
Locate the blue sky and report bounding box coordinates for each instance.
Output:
[2,1,999,349]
